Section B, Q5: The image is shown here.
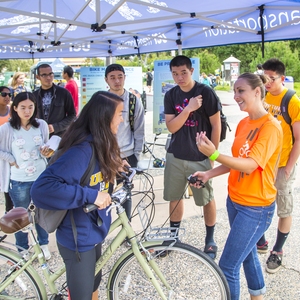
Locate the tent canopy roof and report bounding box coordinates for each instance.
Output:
[0,0,300,59]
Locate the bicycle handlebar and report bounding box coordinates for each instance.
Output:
[83,168,138,213]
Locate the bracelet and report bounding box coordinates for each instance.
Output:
[209,150,220,161]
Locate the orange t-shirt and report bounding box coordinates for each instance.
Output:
[228,113,283,207]
[0,106,10,126]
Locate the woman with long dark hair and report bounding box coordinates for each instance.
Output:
[0,91,51,258]
[31,91,124,300]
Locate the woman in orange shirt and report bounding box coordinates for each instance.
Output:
[192,73,283,300]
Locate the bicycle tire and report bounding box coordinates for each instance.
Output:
[108,241,230,299]
[0,251,44,299]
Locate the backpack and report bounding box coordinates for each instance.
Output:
[147,72,153,80]
[280,89,296,143]
[129,92,137,131]
[199,87,231,142]
[28,143,96,233]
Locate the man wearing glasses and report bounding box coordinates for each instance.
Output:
[256,58,300,274]
[33,64,76,137]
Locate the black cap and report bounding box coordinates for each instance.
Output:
[105,64,125,77]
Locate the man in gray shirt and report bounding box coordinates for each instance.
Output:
[105,64,145,220]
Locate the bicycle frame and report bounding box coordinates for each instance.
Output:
[0,169,174,299]
[92,202,171,300]
[0,228,66,298]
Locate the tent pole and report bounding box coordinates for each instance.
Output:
[176,23,182,55]
[258,5,265,58]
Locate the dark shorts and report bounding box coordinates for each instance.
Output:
[58,243,102,300]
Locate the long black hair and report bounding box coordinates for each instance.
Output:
[9,92,39,129]
[58,91,124,182]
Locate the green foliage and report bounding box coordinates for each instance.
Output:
[183,49,220,76]
[0,59,33,73]
[1,41,300,82]
[207,43,262,73]
[294,82,300,96]
[82,57,105,66]
[215,85,231,92]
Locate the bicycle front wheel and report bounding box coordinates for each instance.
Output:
[0,251,44,299]
[109,241,230,299]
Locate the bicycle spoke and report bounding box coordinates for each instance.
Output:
[0,253,43,299]
[109,242,230,299]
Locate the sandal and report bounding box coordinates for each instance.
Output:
[204,242,218,260]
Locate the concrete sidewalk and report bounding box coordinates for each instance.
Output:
[1,90,299,298]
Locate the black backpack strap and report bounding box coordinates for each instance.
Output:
[280,89,296,125]
[280,89,296,144]
[71,142,96,261]
[80,142,96,186]
[129,92,136,131]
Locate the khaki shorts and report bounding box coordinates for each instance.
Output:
[275,165,297,218]
[163,153,214,206]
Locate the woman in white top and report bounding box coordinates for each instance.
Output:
[0,92,51,259]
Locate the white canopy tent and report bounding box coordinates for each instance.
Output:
[0,0,299,59]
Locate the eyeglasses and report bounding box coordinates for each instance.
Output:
[269,76,281,83]
[0,92,12,97]
[39,72,54,78]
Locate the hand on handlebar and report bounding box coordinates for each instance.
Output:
[83,168,137,213]
[94,191,112,209]
[118,159,131,173]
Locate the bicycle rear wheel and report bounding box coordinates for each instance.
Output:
[108,241,230,299]
[0,251,43,299]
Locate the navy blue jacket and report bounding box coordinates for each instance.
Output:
[31,137,111,252]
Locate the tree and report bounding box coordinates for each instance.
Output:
[0,59,33,73]
[82,57,105,66]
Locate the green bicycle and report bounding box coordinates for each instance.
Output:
[0,169,230,299]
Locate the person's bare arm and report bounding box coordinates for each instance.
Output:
[209,111,221,150]
[196,132,259,174]
[285,121,300,178]
[166,95,202,133]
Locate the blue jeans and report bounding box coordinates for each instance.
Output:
[219,197,275,300]
[9,180,49,251]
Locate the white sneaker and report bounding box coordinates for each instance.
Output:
[40,245,51,260]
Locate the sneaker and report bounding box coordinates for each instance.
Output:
[257,241,269,254]
[40,245,51,260]
[266,251,283,274]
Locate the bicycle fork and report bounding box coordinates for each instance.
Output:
[118,217,172,299]
[134,242,174,299]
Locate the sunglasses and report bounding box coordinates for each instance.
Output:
[0,92,12,97]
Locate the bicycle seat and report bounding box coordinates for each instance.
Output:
[0,207,30,234]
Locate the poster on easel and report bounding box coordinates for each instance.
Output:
[79,66,143,111]
[152,58,200,134]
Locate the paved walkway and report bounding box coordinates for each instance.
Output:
[1,90,299,298]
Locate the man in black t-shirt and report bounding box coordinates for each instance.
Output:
[163,55,221,259]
